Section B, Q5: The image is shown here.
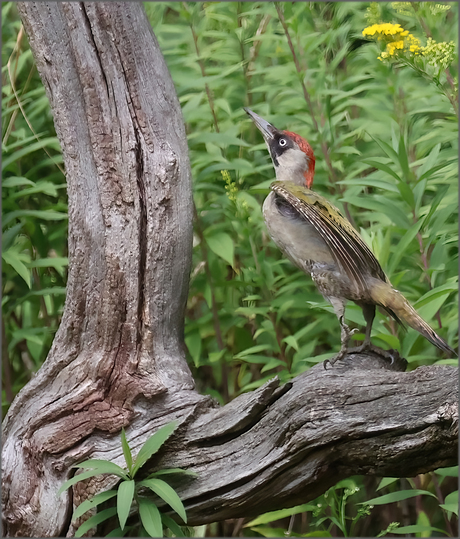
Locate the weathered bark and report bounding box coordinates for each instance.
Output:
[2,2,458,538]
[125,356,458,526]
[3,2,195,536]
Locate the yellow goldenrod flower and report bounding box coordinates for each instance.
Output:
[363,22,424,61]
[362,23,409,40]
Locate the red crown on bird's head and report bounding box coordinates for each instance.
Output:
[283,130,316,189]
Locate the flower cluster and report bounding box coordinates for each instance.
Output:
[362,23,422,61]
[222,169,238,203]
[362,23,409,39]
[390,2,413,17]
[421,37,456,69]
[380,34,422,60]
[365,2,381,24]
[391,1,451,16]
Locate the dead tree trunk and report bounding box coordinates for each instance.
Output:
[2,2,458,537]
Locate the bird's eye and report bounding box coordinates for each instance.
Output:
[279,138,287,147]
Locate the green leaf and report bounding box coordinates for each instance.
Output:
[10,180,63,199]
[138,498,163,538]
[370,135,400,165]
[2,222,23,251]
[3,209,68,227]
[205,231,234,267]
[74,507,117,537]
[72,459,129,480]
[245,503,318,527]
[342,195,410,228]
[2,249,31,288]
[397,134,411,180]
[390,524,449,535]
[58,469,114,497]
[301,533,332,538]
[28,257,68,270]
[121,428,133,473]
[386,220,423,276]
[105,526,132,537]
[362,489,437,505]
[363,159,401,183]
[249,526,293,538]
[149,468,197,478]
[2,176,35,188]
[73,490,118,520]
[117,480,135,530]
[283,334,299,352]
[2,137,61,170]
[439,490,459,516]
[188,131,250,148]
[414,282,457,321]
[434,466,458,477]
[234,343,275,359]
[415,143,440,179]
[335,146,361,156]
[132,422,178,476]
[395,179,415,209]
[137,478,187,523]
[376,477,398,491]
[161,514,185,537]
[416,510,432,538]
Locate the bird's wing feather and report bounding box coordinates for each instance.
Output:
[271,181,388,296]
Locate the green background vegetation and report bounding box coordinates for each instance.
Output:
[2,2,457,537]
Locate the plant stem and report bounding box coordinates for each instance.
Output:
[193,204,229,401]
[185,5,220,133]
[430,472,454,537]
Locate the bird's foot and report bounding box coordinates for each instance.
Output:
[323,329,360,370]
[323,341,401,370]
[323,348,347,370]
[348,343,400,364]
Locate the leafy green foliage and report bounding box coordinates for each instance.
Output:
[2,2,68,416]
[141,1,458,400]
[58,422,193,537]
[3,1,458,537]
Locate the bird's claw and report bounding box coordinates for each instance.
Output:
[323,349,346,370]
[323,343,400,370]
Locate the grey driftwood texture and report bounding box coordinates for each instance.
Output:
[2,2,457,537]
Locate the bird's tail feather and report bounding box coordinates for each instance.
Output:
[369,279,456,357]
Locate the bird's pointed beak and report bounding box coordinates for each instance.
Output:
[244,108,277,140]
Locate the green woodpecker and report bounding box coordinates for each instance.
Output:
[244,108,456,366]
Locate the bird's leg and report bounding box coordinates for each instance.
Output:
[349,304,397,363]
[359,303,375,349]
[324,298,356,369]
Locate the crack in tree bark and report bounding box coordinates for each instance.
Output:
[134,130,147,348]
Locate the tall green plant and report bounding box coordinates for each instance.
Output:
[144,1,457,404]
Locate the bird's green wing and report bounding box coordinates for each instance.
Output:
[271,181,388,295]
